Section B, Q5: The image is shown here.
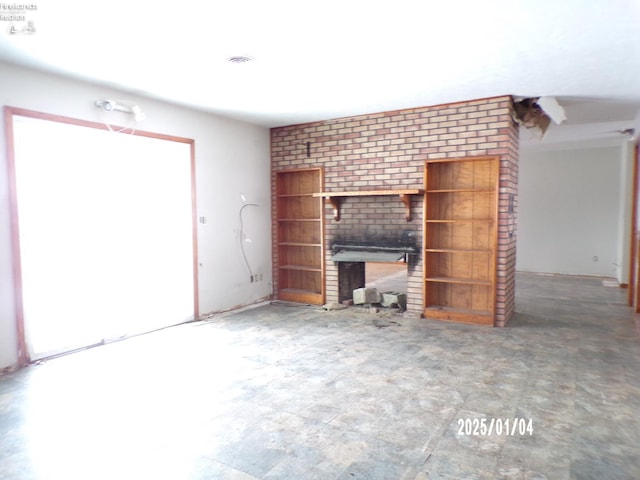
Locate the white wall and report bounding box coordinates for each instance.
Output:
[0,63,272,370]
[516,146,623,278]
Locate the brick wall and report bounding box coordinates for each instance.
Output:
[271,95,519,325]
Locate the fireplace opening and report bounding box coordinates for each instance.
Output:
[331,230,417,308]
[337,260,408,307]
[365,262,407,294]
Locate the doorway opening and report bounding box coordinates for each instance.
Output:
[7,108,198,363]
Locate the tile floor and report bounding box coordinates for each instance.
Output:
[1,273,639,479]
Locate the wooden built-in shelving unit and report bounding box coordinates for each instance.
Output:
[276,168,324,304]
[313,189,423,221]
[423,156,499,325]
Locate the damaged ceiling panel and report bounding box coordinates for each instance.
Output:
[512,96,567,138]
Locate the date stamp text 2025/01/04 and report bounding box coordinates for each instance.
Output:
[457,417,534,436]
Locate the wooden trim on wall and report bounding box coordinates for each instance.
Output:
[4,106,194,145]
[190,140,199,320]
[492,155,500,323]
[632,142,640,311]
[319,167,326,306]
[4,106,199,366]
[4,107,29,367]
[629,143,638,306]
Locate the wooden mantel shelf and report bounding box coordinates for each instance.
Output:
[312,189,424,221]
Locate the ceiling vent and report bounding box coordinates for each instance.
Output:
[227,56,254,64]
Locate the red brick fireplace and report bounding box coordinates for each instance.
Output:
[271,95,519,326]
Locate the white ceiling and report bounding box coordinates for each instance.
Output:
[1,0,639,147]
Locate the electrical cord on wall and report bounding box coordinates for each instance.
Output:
[96,100,145,135]
[105,122,136,135]
[239,202,259,278]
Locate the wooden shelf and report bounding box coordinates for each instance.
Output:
[276,168,325,305]
[276,193,316,198]
[425,248,492,254]
[425,219,494,223]
[278,242,322,247]
[425,276,492,286]
[312,189,423,221]
[278,288,324,305]
[277,218,321,222]
[423,156,499,325]
[314,189,423,197]
[279,265,322,272]
[424,306,493,325]
[426,189,496,194]
[425,305,493,316]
